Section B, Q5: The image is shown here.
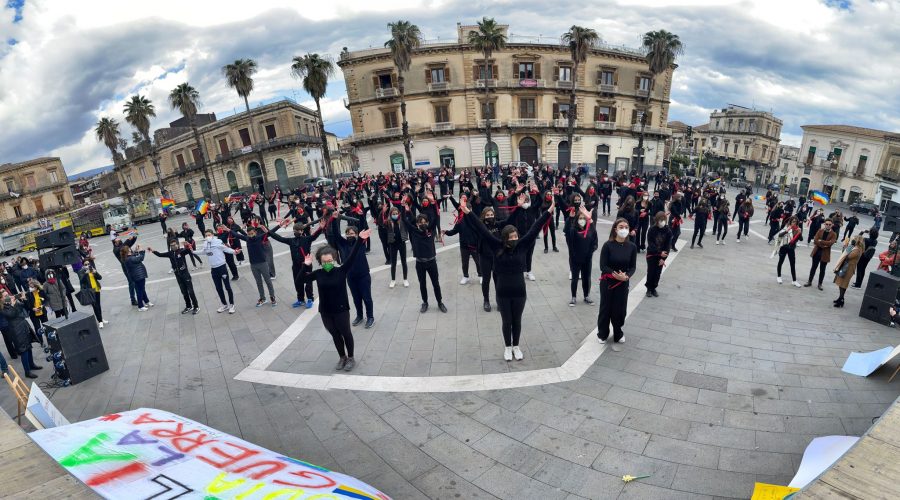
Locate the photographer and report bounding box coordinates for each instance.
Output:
[78,261,106,328]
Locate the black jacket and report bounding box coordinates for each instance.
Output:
[403,209,438,260]
[152,248,192,273]
[301,238,362,315]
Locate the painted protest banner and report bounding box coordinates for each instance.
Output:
[26,382,70,429]
[29,408,390,500]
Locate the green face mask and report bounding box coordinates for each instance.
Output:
[322,262,335,272]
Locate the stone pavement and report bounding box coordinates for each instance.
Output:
[2,204,899,499]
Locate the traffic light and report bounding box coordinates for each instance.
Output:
[827,152,834,161]
[686,125,693,137]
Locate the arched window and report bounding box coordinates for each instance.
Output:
[199,178,211,198]
[184,183,194,201]
[557,140,570,168]
[226,170,239,191]
[484,141,499,167]
[275,159,289,189]
[518,137,537,165]
[439,148,455,168]
[390,153,405,173]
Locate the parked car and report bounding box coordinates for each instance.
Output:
[301,177,333,191]
[224,191,247,203]
[172,205,190,215]
[767,183,781,192]
[729,177,748,188]
[849,201,879,216]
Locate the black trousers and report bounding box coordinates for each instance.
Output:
[853,255,874,287]
[597,280,628,342]
[716,219,728,240]
[570,257,592,298]
[292,263,314,301]
[225,253,239,277]
[389,242,408,280]
[176,271,199,309]
[777,246,797,281]
[601,196,611,215]
[808,251,827,285]
[768,221,780,242]
[460,245,481,278]
[670,224,681,249]
[321,310,354,358]
[737,219,749,238]
[497,296,526,347]
[211,264,234,305]
[415,259,442,304]
[543,220,557,250]
[637,218,650,250]
[691,221,707,246]
[525,241,535,273]
[378,227,390,263]
[645,257,664,291]
[91,292,103,322]
[348,273,374,320]
[480,254,495,302]
[1,326,16,358]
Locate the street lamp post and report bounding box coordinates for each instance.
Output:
[636,111,647,174]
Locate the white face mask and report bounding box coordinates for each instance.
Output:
[616,228,629,239]
[522,202,531,210]
[657,221,666,228]
[205,235,213,242]
[22,265,27,269]
[578,219,587,228]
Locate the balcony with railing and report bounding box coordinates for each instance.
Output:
[553,118,572,128]
[475,79,498,89]
[631,125,671,136]
[555,80,574,89]
[427,82,451,92]
[595,121,616,131]
[215,134,321,162]
[375,87,398,99]
[597,83,617,94]
[476,119,501,128]
[351,128,403,142]
[506,79,546,88]
[509,119,549,128]
[431,122,456,132]
[636,88,650,98]
[0,180,69,201]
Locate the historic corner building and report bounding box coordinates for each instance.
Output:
[0,157,75,232]
[339,23,674,174]
[117,99,345,205]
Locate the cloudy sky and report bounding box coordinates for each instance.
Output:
[1,0,897,175]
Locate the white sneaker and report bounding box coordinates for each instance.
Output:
[98,322,104,329]
[138,306,148,311]
[168,269,174,274]
[777,277,783,284]
[736,239,741,243]
[147,302,155,307]
[569,271,572,279]
[479,276,483,284]
[598,337,606,345]
[217,305,228,313]
[103,320,109,325]
[503,347,513,361]
[403,280,409,287]
[228,304,236,314]
[526,272,536,281]
[512,346,523,360]
[715,241,721,245]
[793,281,802,288]
[389,280,396,288]
[460,277,469,285]
[721,241,726,246]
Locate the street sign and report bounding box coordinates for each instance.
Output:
[519,79,538,87]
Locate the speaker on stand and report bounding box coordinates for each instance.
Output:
[859,270,900,326]
[42,311,108,385]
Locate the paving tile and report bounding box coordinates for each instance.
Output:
[717,447,795,476]
[523,425,604,467]
[754,431,817,454]
[642,435,720,469]
[603,386,667,414]
[641,379,701,404]
[620,408,691,440]
[368,432,438,480]
[473,464,569,500]
[532,457,623,499]
[471,403,540,441]
[516,398,586,433]
[421,433,496,482]
[573,419,651,453]
[687,422,756,450]
[753,397,812,416]
[591,447,679,489]
[662,400,725,425]
[723,410,786,432]
[412,466,499,500]
[674,370,728,392]
[671,464,768,498]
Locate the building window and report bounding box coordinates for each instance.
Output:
[5,179,15,192]
[383,110,399,129]
[519,98,536,119]
[804,165,811,175]
[638,77,650,91]
[478,65,494,80]
[727,119,734,131]
[744,145,749,156]
[857,155,868,174]
[558,66,572,82]
[481,101,495,120]
[733,143,739,154]
[518,62,535,79]
[738,119,744,131]
[554,102,571,119]
[377,73,393,89]
[226,170,239,191]
[191,148,201,164]
[176,154,185,168]
[715,119,720,129]
[430,67,446,83]
[598,69,615,85]
[265,124,277,140]
[139,166,147,180]
[434,104,450,123]
[762,145,768,157]
[126,174,133,186]
[218,138,229,155]
[13,205,21,217]
[25,174,36,188]
[806,146,816,164]
[34,198,43,213]
[239,128,252,147]
[56,193,65,206]
[595,105,613,122]
[766,123,771,136]
[48,170,59,183]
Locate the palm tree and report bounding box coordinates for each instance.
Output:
[385,21,421,171]
[291,53,335,179]
[638,30,683,173]
[222,58,268,192]
[95,117,131,204]
[123,94,165,193]
[468,17,506,168]
[169,82,217,200]
[562,26,599,168]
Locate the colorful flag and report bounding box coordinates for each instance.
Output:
[754,195,766,201]
[161,197,176,211]
[710,178,722,186]
[810,190,830,205]
[195,199,209,215]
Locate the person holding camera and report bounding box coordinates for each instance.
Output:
[78,261,105,327]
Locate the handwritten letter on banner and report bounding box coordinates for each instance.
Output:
[29,408,390,500]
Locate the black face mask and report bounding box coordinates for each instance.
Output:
[484,217,495,225]
[346,236,357,242]
[505,239,518,250]
[418,224,428,231]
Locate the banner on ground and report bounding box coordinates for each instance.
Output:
[841,345,900,376]
[29,408,390,500]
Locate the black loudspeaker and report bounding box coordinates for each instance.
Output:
[883,216,900,234]
[38,245,79,268]
[36,227,75,249]
[43,311,108,385]
[864,270,900,302]
[859,295,894,326]
[885,201,900,218]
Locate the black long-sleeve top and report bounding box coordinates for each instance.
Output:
[230,231,267,264]
[402,210,438,260]
[151,248,192,273]
[465,211,550,298]
[301,237,362,315]
[565,219,598,262]
[331,218,370,278]
[646,226,672,255]
[599,239,637,279]
[268,225,323,267]
[616,207,638,234]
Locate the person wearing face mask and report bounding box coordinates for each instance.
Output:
[636,194,651,253]
[766,202,784,243]
[461,195,552,361]
[229,222,277,308]
[194,229,240,314]
[541,190,559,253]
[178,222,203,269]
[24,278,48,340]
[149,240,201,314]
[597,218,638,350]
[598,175,613,216]
[508,191,540,281]
[42,270,68,318]
[615,196,639,246]
[832,234,864,308]
[775,216,803,287]
[736,199,754,243]
[332,223,375,329]
[381,206,410,288]
[566,205,598,306]
[77,261,105,327]
[445,197,482,286]
[1,293,42,378]
[645,213,672,297]
[473,206,503,311]
[122,245,153,311]
[267,220,324,308]
[806,209,825,246]
[403,202,447,313]
[804,218,837,290]
[877,239,900,275]
[715,200,731,245]
[301,232,370,371]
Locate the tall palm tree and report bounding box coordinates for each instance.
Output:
[291,53,335,179]
[638,30,683,173]
[95,117,131,204]
[123,94,165,193]
[468,17,506,168]
[562,26,599,168]
[169,82,217,200]
[222,58,268,191]
[385,20,421,171]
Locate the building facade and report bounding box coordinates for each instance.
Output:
[877,135,900,211]
[694,105,782,185]
[774,145,803,195]
[116,99,333,204]
[0,157,74,231]
[797,125,897,205]
[339,23,674,174]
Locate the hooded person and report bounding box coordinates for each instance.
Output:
[193,229,240,313]
[42,269,68,318]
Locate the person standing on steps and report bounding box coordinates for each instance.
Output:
[566,205,598,306]
[645,212,672,297]
[832,233,864,308]
[460,195,552,361]
[805,218,837,290]
[775,216,803,287]
[402,199,447,313]
[301,230,371,372]
[597,218,637,351]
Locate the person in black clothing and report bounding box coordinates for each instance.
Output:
[645,212,671,297]
[178,222,202,268]
[301,231,370,372]
[0,294,42,378]
[843,214,859,240]
[473,206,502,311]
[566,205,598,306]
[715,200,730,245]
[598,175,613,216]
[159,212,168,234]
[403,202,447,313]
[460,195,552,361]
[382,205,409,288]
[807,209,825,246]
[540,191,559,253]
[331,219,375,329]
[851,228,878,289]
[768,202,785,243]
[636,195,651,253]
[736,199,754,243]
[113,234,138,305]
[616,196,639,246]
[231,223,277,307]
[597,218,637,350]
[149,240,200,314]
[444,200,481,285]
[668,192,685,252]
[268,221,323,309]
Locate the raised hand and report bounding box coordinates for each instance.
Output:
[359,229,372,240]
[304,253,313,266]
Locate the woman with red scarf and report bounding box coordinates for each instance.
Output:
[566,205,598,306]
[597,218,637,350]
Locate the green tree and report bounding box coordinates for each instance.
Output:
[222,58,268,191]
[169,82,216,200]
[639,30,683,172]
[385,21,421,172]
[562,26,599,167]
[95,117,131,204]
[468,17,506,167]
[291,53,335,179]
[123,94,165,193]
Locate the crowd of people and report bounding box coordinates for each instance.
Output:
[2,163,896,379]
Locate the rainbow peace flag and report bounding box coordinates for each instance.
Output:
[710,179,722,186]
[195,199,209,215]
[753,195,766,201]
[810,190,830,205]
[161,197,176,211]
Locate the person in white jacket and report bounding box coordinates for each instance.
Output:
[193,229,240,313]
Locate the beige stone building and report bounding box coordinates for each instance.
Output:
[339,23,674,175]
[0,157,74,231]
[117,99,332,204]
[694,105,782,185]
